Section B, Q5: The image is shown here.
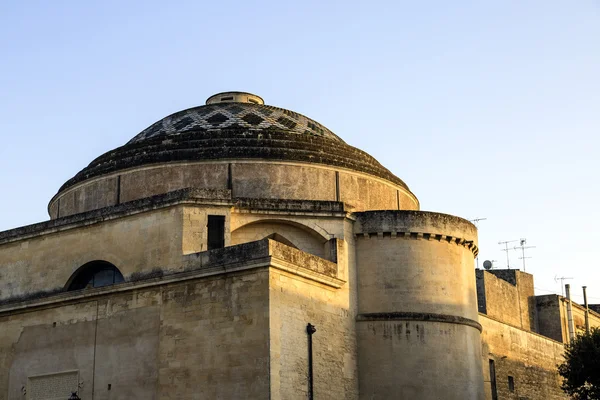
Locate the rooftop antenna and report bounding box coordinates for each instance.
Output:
[498,239,519,268]
[514,238,536,272]
[554,276,573,296]
[470,218,487,269]
[470,218,487,225]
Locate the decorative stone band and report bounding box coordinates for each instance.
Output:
[354,230,479,256]
[357,311,482,332]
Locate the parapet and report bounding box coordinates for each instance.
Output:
[353,210,478,255]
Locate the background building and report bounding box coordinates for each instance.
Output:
[0,92,597,399]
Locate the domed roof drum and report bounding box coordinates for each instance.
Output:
[51,92,419,217]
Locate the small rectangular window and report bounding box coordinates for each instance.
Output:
[220,96,234,101]
[508,376,515,392]
[489,359,498,400]
[207,215,225,250]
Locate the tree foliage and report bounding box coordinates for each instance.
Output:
[558,328,600,399]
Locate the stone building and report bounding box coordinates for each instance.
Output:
[0,91,597,399]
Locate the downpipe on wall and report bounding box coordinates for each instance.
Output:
[307,323,316,400]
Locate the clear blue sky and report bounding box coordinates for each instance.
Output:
[1,1,599,303]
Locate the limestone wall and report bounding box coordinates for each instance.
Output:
[0,270,271,400]
[269,269,358,399]
[0,206,188,302]
[354,211,479,319]
[356,319,483,399]
[182,205,231,255]
[536,295,565,342]
[1,190,351,310]
[231,163,337,201]
[49,161,419,218]
[537,294,600,343]
[479,314,567,400]
[120,163,229,204]
[58,176,119,217]
[476,269,536,331]
[568,297,600,336]
[353,210,484,399]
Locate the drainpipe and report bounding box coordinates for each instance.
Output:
[565,284,575,341]
[583,286,590,334]
[307,323,317,400]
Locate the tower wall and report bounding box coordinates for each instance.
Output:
[354,211,484,400]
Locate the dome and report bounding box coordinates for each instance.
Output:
[130,91,343,144]
[50,92,419,218]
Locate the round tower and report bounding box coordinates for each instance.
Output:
[354,210,484,400]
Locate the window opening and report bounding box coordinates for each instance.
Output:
[508,376,515,392]
[207,215,225,250]
[489,359,498,400]
[67,261,124,291]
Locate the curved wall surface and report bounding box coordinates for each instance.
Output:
[353,211,484,400]
[49,161,419,218]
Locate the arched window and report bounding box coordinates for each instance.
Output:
[231,220,328,259]
[66,260,125,291]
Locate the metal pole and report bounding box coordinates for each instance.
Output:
[307,323,316,400]
[565,284,576,342]
[583,286,590,334]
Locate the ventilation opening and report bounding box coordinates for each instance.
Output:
[248,98,259,104]
[67,261,124,291]
[207,215,225,250]
[220,96,234,101]
[508,376,515,392]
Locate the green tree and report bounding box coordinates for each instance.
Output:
[558,328,600,399]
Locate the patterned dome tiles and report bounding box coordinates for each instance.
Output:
[129,103,343,144]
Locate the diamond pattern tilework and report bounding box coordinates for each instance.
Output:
[174,116,195,130]
[242,113,264,126]
[206,113,228,126]
[129,103,342,144]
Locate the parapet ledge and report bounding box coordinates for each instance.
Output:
[7,188,349,245]
[0,239,343,315]
[353,210,478,256]
[5,188,233,244]
[233,198,345,215]
[478,313,565,345]
[183,238,344,287]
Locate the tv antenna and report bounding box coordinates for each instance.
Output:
[470,218,487,226]
[498,239,519,268]
[514,238,536,272]
[554,276,573,296]
[470,218,487,269]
